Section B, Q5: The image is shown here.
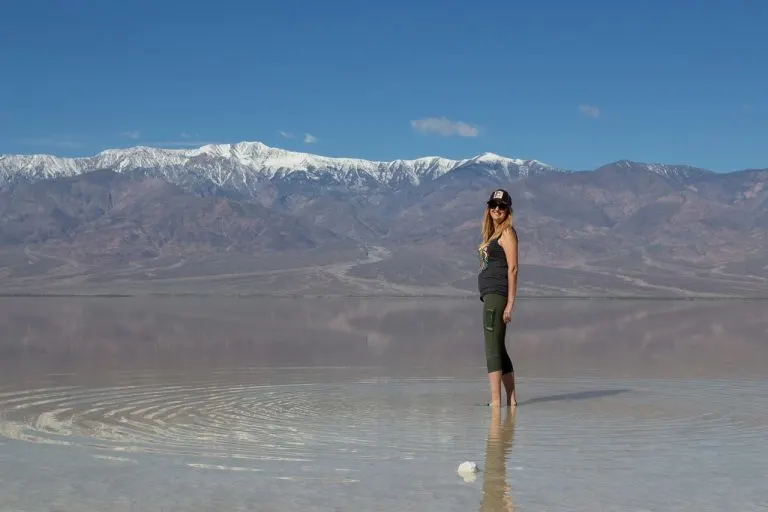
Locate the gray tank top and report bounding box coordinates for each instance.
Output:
[478,238,508,300]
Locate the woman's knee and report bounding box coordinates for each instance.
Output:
[486,354,504,373]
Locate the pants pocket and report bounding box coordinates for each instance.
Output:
[483,307,496,332]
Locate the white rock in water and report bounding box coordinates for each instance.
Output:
[457,461,480,481]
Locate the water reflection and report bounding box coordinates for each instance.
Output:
[0,296,766,380]
[479,407,517,512]
[0,297,767,511]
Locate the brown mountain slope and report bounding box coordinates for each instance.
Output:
[0,164,765,297]
[0,169,357,267]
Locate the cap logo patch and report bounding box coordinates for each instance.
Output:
[493,190,504,199]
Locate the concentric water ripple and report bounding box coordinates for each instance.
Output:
[2,372,768,511]
[0,376,481,466]
[1,374,767,477]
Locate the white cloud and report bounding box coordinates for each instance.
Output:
[304,133,318,144]
[410,117,480,137]
[578,104,601,118]
[180,132,192,139]
[122,130,141,140]
[279,130,294,139]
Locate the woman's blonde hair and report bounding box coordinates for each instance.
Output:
[478,204,513,251]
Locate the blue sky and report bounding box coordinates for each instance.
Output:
[1,0,765,171]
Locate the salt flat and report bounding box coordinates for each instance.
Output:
[1,297,766,511]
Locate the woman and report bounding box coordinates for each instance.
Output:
[478,188,519,407]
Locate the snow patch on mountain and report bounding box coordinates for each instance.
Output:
[0,141,556,191]
[612,160,713,180]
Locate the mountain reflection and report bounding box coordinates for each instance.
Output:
[0,296,766,380]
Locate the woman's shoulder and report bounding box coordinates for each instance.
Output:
[500,225,518,242]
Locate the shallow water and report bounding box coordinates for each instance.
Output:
[1,297,767,511]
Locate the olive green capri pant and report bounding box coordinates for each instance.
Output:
[482,293,514,375]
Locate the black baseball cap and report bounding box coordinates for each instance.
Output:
[487,189,512,207]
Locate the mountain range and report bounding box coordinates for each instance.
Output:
[0,141,766,297]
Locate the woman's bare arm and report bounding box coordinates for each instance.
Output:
[499,227,519,316]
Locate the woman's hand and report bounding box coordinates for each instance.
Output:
[503,302,514,323]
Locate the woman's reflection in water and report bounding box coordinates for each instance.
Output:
[480,407,516,511]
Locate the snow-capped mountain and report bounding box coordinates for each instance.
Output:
[599,160,713,180]
[0,140,764,298]
[0,141,557,195]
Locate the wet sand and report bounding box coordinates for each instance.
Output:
[1,297,767,511]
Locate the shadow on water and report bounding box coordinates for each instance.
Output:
[518,388,631,406]
[475,389,630,509]
[479,407,517,511]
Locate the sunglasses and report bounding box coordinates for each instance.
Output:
[487,201,509,211]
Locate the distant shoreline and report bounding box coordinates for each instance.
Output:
[0,292,766,301]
